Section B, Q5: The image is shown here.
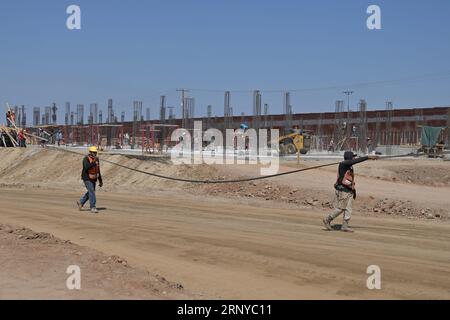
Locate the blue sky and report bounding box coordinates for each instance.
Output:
[1,0,450,123]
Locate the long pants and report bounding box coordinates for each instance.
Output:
[329,190,353,222]
[80,180,96,209]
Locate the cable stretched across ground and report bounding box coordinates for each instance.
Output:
[47,146,423,184]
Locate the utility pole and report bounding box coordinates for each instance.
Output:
[177,89,190,128]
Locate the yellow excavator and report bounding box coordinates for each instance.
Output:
[278,129,312,155]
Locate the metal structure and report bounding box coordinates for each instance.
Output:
[343,90,354,139]
[283,92,293,133]
[33,107,40,126]
[177,88,190,129]
[44,106,51,125]
[183,97,195,129]
[264,103,269,128]
[51,103,57,125]
[253,90,262,130]
[140,124,179,154]
[224,91,232,130]
[76,104,84,125]
[65,102,70,125]
[107,99,114,123]
[333,100,346,151]
[386,101,393,155]
[159,96,166,122]
[358,99,368,153]
[90,103,98,124]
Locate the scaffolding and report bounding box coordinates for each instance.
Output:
[99,124,124,150]
[333,100,346,151]
[140,124,179,154]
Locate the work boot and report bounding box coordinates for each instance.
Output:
[323,216,333,231]
[76,201,82,211]
[341,220,354,233]
[91,208,99,214]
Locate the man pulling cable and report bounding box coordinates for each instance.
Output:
[323,151,378,232]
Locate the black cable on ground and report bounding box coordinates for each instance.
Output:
[46,146,423,184]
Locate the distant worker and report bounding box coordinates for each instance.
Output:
[56,130,63,146]
[18,129,26,148]
[10,110,15,125]
[327,139,335,153]
[6,110,11,127]
[323,151,379,232]
[77,146,103,213]
[39,129,50,147]
[367,137,374,154]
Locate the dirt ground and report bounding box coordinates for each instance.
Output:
[0,223,191,299]
[0,148,450,299]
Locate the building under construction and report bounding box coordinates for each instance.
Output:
[23,104,450,153]
[117,104,449,149]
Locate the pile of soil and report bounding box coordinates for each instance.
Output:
[0,223,192,299]
[202,179,449,221]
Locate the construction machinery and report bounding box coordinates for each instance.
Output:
[417,125,448,158]
[278,129,312,155]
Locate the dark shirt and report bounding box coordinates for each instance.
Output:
[81,156,102,183]
[335,156,369,192]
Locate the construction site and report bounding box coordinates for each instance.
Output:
[8,94,450,155]
[1,96,450,300]
[2,1,450,306]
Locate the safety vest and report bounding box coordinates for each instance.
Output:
[336,169,355,190]
[87,156,99,180]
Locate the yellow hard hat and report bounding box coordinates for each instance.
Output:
[88,146,98,153]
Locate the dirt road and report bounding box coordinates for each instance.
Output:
[1,187,449,299]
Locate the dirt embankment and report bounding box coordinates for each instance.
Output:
[0,223,192,299]
[283,159,450,187]
[0,148,215,191]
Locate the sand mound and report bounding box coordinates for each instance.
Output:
[0,148,218,191]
